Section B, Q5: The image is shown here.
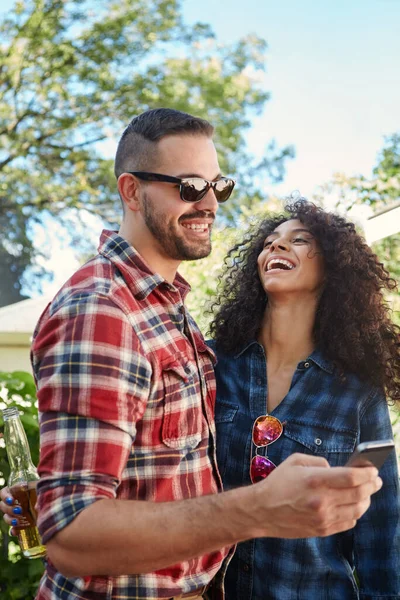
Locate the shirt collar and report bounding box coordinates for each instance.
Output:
[98,230,191,300]
[233,340,261,359]
[233,341,334,374]
[306,349,334,374]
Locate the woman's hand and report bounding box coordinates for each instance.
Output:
[0,486,20,535]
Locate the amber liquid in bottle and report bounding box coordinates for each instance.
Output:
[3,406,46,559]
[10,482,46,559]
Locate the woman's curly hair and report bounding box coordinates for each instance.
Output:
[209,200,400,402]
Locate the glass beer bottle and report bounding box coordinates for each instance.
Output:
[2,406,46,559]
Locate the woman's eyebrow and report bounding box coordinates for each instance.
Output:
[291,228,314,236]
[268,228,312,237]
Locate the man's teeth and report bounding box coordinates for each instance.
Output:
[182,223,209,230]
[267,258,294,271]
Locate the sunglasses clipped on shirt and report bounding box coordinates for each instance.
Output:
[250,415,284,483]
[127,171,236,204]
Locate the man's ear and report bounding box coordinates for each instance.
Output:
[117,173,141,212]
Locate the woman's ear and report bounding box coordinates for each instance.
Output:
[117,173,141,212]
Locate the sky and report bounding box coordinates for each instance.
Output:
[183,0,400,198]
[2,0,400,296]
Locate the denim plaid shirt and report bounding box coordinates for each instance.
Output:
[209,340,400,600]
[32,230,230,600]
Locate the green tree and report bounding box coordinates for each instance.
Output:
[0,0,294,305]
[315,133,400,325]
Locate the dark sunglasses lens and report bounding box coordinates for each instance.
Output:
[250,455,276,483]
[214,178,235,203]
[253,415,283,447]
[181,178,209,202]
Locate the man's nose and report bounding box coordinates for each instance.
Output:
[195,186,219,214]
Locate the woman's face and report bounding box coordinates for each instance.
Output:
[257,219,325,298]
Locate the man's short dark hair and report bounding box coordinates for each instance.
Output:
[114,108,214,178]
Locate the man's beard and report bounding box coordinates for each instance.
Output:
[142,192,213,261]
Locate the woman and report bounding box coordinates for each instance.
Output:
[208,200,400,599]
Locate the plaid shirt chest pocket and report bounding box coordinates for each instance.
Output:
[282,420,358,466]
[161,356,203,450]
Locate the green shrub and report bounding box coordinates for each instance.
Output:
[0,371,44,600]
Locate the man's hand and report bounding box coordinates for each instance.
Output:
[0,486,19,536]
[252,453,382,539]
[0,454,381,577]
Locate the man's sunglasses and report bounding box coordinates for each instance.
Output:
[250,415,284,483]
[127,171,235,204]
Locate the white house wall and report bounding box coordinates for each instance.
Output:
[0,345,32,373]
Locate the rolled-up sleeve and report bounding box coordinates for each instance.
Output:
[33,292,152,543]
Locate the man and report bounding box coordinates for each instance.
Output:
[0,108,381,600]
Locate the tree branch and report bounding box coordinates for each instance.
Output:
[43,136,107,150]
[0,155,16,170]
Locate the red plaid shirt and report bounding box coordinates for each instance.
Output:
[33,230,230,600]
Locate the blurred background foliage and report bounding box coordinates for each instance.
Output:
[314,133,400,326]
[0,372,44,600]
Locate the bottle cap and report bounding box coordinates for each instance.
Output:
[2,407,20,421]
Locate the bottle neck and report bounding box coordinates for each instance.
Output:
[3,415,38,478]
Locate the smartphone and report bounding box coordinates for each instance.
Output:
[346,439,395,470]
